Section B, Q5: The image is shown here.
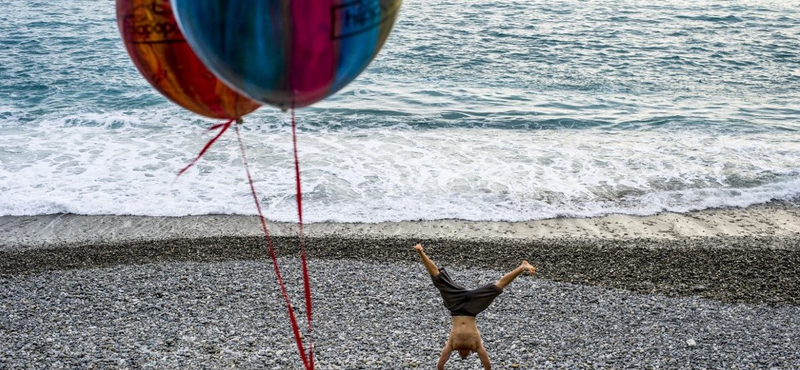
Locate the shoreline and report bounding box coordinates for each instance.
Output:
[3,200,800,251]
[1,201,798,306]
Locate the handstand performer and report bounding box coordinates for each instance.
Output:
[414,244,535,370]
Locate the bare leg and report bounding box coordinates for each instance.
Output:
[496,260,536,289]
[414,244,440,277]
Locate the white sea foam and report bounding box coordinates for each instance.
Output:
[2,109,799,222]
[1,0,799,222]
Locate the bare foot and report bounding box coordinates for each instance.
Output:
[414,244,424,252]
[521,260,536,274]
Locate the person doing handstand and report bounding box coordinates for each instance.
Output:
[414,244,536,370]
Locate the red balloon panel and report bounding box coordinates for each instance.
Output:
[117,0,260,119]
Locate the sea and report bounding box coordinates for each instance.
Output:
[1,0,799,224]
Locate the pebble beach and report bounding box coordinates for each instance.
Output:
[2,0,800,368]
[2,202,799,369]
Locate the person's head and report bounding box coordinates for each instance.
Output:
[457,349,471,359]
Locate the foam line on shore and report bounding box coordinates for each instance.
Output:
[2,201,800,251]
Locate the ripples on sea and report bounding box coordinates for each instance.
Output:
[0,0,798,222]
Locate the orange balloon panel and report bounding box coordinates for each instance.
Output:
[116,0,260,119]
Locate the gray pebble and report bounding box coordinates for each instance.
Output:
[2,258,799,369]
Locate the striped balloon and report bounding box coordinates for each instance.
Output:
[171,0,402,110]
[116,0,260,119]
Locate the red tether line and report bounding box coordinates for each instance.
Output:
[176,119,234,177]
[291,104,315,369]
[177,117,315,370]
[234,123,312,370]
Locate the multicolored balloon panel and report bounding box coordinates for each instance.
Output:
[116,0,260,119]
[171,0,402,110]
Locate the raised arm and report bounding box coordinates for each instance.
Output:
[436,341,453,370]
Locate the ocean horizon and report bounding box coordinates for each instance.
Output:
[1,0,799,223]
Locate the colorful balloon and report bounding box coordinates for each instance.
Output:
[170,0,402,110]
[117,0,260,119]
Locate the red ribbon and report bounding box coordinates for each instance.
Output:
[291,105,315,369]
[235,123,313,370]
[177,115,315,369]
[176,119,234,177]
